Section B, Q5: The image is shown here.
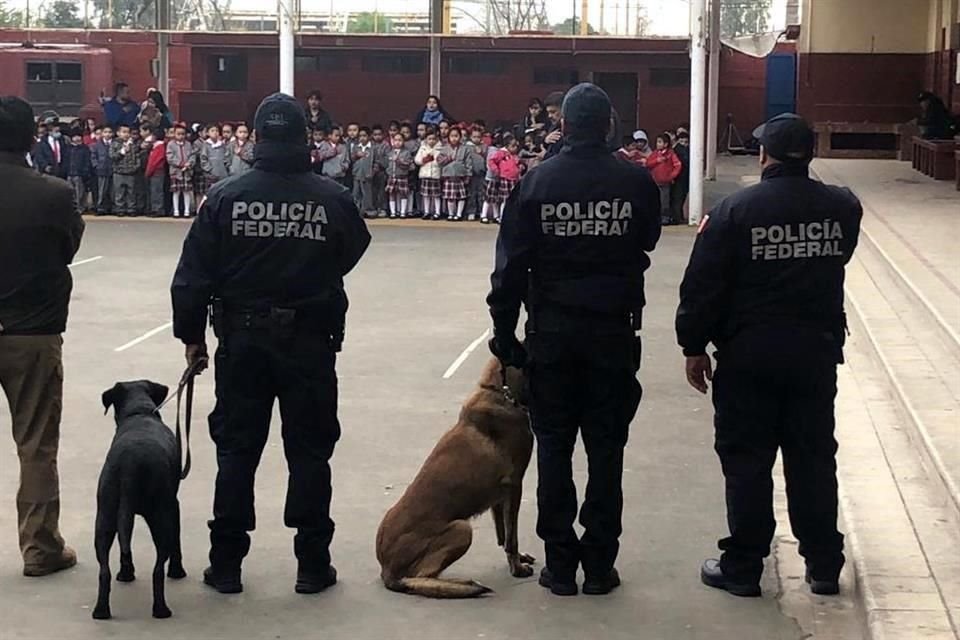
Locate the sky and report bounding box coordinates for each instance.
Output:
[10,0,788,38]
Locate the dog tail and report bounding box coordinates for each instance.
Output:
[389,577,493,599]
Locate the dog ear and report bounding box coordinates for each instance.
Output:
[101,383,124,415]
[146,382,170,407]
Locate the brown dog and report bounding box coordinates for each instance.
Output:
[376,357,535,598]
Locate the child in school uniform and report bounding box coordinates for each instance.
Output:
[143,125,168,217]
[90,125,114,215]
[320,126,350,186]
[166,123,197,217]
[225,123,255,176]
[485,134,522,224]
[385,132,413,219]
[407,123,426,216]
[464,127,487,221]
[199,124,228,193]
[109,124,144,217]
[63,128,93,215]
[370,124,390,216]
[190,124,206,205]
[309,127,327,174]
[415,128,443,220]
[437,126,471,222]
[351,127,377,218]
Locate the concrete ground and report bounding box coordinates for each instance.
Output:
[0,159,862,639]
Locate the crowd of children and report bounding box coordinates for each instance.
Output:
[30,93,690,225]
[308,119,528,224]
[31,118,255,218]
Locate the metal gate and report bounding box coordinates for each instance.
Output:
[25,60,84,116]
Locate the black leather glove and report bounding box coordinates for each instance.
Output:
[489,333,527,368]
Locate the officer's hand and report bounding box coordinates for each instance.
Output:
[185,343,209,375]
[685,355,713,394]
[489,334,526,369]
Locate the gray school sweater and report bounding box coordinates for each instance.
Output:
[320,142,350,179]
[438,143,471,178]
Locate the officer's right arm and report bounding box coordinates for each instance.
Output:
[487,185,536,337]
[675,204,736,356]
[333,191,372,276]
[171,195,220,345]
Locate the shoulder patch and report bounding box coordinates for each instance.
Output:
[697,214,710,234]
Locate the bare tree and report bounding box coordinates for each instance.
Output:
[487,0,548,34]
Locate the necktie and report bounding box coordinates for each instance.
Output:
[53,140,60,164]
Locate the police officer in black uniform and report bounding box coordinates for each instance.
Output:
[171,93,370,595]
[676,113,862,598]
[487,83,661,597]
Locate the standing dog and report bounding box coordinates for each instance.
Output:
[376,358,535,598]
[93,381,186,620]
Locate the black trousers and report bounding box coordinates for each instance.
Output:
[712,328,845,583]
[528,323,642,580]
[208,328,341,572]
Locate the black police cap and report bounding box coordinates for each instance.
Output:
[752,113,814,164]
[561,83,612,133]
[254,92,307,143]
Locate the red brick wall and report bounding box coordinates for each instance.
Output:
[797,52,928,123]
[718,46,769,134]
[0,30,777,136]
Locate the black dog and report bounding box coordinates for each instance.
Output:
[93,381,187,620]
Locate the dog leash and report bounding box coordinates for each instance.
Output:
[157,357,208,480]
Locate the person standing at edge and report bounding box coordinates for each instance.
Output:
[171,93,371,596]
[676,113,863,598]
[0,96,84,577]
[487,83,661,597]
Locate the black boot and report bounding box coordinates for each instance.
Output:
[805,570,840,596]
[700,559,761,597]
[202,565,243,594]
[538,567,578,597]
[582,568,621,595]
[295,565,338,594]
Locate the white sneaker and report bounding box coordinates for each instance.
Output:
[173,211,181,218]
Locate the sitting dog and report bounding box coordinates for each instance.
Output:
[376,357,534,598]
[93,381,186,620]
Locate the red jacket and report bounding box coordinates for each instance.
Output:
[488,148,521,181]
[145,140,167,178]
[645,148,682,186]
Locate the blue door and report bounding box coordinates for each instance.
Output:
[765,53,797,120]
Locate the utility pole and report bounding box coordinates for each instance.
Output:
[688,0,707,226]
[429,0,443,96]
[705,0,720,180]
[278,0,295,95]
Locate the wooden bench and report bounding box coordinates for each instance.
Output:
[911,136,957,181]
[813,122,915,159]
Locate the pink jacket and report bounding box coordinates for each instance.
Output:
[488,148,521,182]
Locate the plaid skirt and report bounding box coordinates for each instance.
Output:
[484,178,502,204]
[442,176,468,201]
[386,176,410,198]
[204,173,221,193]
[419,177,441,198]
[171,172,192,193]
[499,178,518,200]
[192,168,206,192]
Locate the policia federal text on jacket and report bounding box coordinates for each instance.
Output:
[487,83,661,597]
[676,113,863,598]
[171,93,371,596]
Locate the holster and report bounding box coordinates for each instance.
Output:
[215,301,345,353]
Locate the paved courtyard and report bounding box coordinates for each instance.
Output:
[0,161,862,639]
